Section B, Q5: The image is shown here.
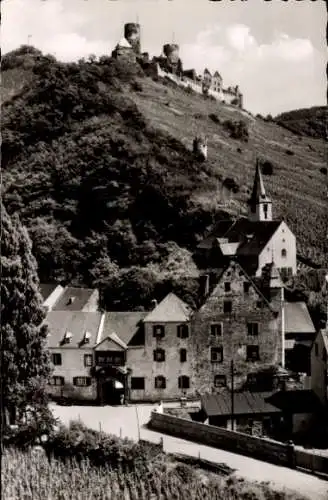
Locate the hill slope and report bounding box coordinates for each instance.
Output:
[2,47,327,309]
[274,106,327,139]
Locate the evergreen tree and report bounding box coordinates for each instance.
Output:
[1,204,52,428]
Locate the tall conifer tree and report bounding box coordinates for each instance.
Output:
[1,204,52,427]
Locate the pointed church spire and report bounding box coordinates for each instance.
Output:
[248,159,272,222]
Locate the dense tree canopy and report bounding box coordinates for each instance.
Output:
[1,204,52,427]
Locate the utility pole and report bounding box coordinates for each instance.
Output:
[281,285,285,369]
[231,359,234,431]
[27,34,32,46]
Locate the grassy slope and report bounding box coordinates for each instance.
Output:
[129,78,327,264]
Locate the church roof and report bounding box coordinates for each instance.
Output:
[143,293,192,322]
[249,160,271,210]
[197,218,281,257]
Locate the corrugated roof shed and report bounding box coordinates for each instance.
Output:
[201,391,280,417]
[143,293,192,323]
[45,311,102,348]
[52,287,95,311]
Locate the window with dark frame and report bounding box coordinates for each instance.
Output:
[153,349,165,362]
[84,354,93,367]
[73,377,91,387]
[247,323,259,336]
[177,324,189,339]
[210,323,223,336]
[214,375,226,388]
[131,377,145,390]
[49,376,64,386]
[223,300,232,314]
[154,376,166,389]
[51,353,62,366]
[246,345,260,362]
[178,375,190,389]
[281,248,287,258]
[211,347,223,363]
[180,348,187,363]
[153,325,165,338]
[224,282,231,292]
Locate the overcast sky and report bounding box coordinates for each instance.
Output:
[2,0,326,115]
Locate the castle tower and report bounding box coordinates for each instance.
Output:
[124,23,141,54]
[248,160,272,222]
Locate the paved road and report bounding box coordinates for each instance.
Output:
[51,403,328,500]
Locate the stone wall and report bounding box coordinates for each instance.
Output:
[191,260,281,393]
[149,411,328,475]
[149,411,290,466]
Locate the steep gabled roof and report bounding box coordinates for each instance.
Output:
[52,287,96,311]
[45,311,102,348]
[102,312,147,346]
[248,160,271,211]
[197,218,282,257]
[284,302,316,334]
[143,293,192,322]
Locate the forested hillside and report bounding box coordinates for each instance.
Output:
[2,46,327,312]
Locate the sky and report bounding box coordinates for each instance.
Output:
[2,0,327,115]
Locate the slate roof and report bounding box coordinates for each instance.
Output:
[52,287,96,311]
[143,293,192,323]
[45,311,102,348]
[102,312,147,347]
[267,390,323,414]
[201,391,280,417]
[39,283,58,301]
[284,302,316,334]
[197,218,281,257]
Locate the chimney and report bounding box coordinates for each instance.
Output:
[151,299,158,309]
[200,274,210,298]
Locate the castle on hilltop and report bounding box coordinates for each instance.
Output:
[111,23,243,108]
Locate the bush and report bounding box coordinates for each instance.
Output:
[223,119,249,142]
[209,113,220,124]
[261,160,274,175]
[185,85,194,94]
[223,177,239,194]
[131,80,143,92]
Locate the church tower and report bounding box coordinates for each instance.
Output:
[248,160,273,222]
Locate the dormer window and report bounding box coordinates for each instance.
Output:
[83,331,91,344]
[67,296,75,305]
[63,331,72,344]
